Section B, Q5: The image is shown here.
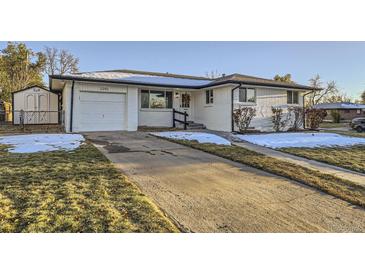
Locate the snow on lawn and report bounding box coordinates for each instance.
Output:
[152,131,231,146]
[0,134,85,153]
[235,132,365,148]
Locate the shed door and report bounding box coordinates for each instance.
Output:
[25,94,36,110]
[25,93,49,111]
[77,91,126,132]
[24,93,50,124]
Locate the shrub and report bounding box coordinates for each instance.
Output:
[330,110,341,123]
[305,108,327,129]
[233,106,256,132]
[271,107,287,132]
[288,106,304,131]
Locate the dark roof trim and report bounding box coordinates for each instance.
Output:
[314,104,365,110]
[12,85,49,94]
[50,74,319,91]
[49,74,208,90]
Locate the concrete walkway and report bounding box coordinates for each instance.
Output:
[85,131,365,232]
[233,141,365,186]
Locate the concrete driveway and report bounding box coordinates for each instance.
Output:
[85,131,365,232]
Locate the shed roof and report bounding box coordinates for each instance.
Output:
[12,85,49,94]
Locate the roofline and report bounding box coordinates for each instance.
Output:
[71,69,212,80]
[314,104,365,110]
[12,85,49,94]
[49,74,319,91]
[315,107,365,110]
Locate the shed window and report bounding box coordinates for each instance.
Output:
[206,89,214,104]
[140,89,173,109]
[239,88,256,103]
[287,90,299,104]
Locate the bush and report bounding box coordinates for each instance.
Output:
[330,110,341,123]
[233,106,256,132]
[288,106,304,131]
[271,107,287,132]
[305,108,327,129]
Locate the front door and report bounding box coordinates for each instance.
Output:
[179,91,192,120]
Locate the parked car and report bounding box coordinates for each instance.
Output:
[350,117,365,132]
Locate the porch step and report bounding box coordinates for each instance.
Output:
[186,122,206,130]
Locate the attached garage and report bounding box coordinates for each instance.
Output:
[76,91,127,132]
[53,79,138,133]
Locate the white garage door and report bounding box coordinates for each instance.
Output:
[78,91,126,131]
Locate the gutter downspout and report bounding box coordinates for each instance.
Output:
[11,92,15,125]
[70,80,75,132]
[302,89,316,129]
[231,83,242,132]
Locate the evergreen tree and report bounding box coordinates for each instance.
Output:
[273,73,294,83]
[0,42,46,102]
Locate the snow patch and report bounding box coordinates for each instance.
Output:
[120,76,212,86]
[152,131,231,145]
[235,132,365,148]
[0,134,85,153]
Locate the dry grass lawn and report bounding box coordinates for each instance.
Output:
[323,129,365,138]
[0,143,178,232]
[163,138,365,209]
[280,145,365,174]
[319,122,349,128]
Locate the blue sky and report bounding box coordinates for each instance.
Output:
[1,41,365,99]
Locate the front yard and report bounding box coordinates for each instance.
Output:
[322,129,365,138]
[235,131,365,174]
[319,122,349,129]
[280,145,365,174]
[162,138,365,209]
[0,140,178,232]
[153,131,365,209]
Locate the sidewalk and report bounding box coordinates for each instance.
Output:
[233,141,365,186]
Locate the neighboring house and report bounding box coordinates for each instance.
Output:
[12,85,60,125]
[49,69,317,132]
[313,102,365,122]
[0,100,12,124]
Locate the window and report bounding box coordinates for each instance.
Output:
[239,88,256,103]
[206,89,214,104]
[287,90,299,104]
[140,89,173,109]
[141,90,150,108]
[166,91,173,108]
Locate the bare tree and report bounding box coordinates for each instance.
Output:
[325,93,352,103]
[306,74,339,107]
[44,47,57,75]
[44,47,79,75]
